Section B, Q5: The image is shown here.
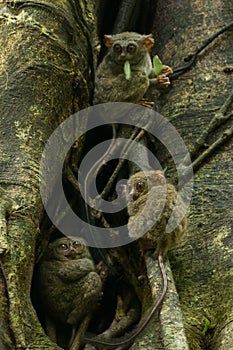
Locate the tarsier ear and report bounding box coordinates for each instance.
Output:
[153,170,163,176]
[104,34,113,48]
[153,170,166,185]
[142,34,155,49]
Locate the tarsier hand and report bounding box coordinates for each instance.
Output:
[157,65,173,87]
[150,64,173,88]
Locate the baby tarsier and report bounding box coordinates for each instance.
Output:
[84,171,187,349]
[94,31,172,104]
[37,237,102,349]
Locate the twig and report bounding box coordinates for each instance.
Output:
[192,124,233,171]
[64,166,80,193]
[87,127,145,241]
[171,21,233,79]
[190,92,233,158]
[100,127,145,200]
[179,91,233,173]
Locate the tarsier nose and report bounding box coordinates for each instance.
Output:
[68,248,77,258]
[120,53,126,60]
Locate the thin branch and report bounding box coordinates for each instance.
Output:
[88,126,147,236]
[100,127,145,200]
[64,166,80,193]
[192,124,233,171]
[190,91,233,158]
[171,21,233,79]
[180,92,233,172]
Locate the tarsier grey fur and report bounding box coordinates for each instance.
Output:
[37,237,102,348]
[94,31,172,105]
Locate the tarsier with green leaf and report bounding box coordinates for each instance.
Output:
[87,32,173,206]
[94,31,172,104]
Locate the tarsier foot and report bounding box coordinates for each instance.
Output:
[137,98,154,108]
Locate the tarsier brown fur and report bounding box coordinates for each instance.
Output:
[84,171,187,349]
[127,170,187,258]
[36,237,102,349]
[94,32,172,104]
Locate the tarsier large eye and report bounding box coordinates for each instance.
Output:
[58,243,68,250]
[127,44,137,53]
[136,180,146,192]
[73,241,82,249]
[113,44,122,53]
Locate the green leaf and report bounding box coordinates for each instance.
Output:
[124,61,131,80]
[202,318,210,335]
[153,55,163,76]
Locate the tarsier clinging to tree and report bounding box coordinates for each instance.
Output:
[127,170,187,257]
[94,31,173,104]
[83,171,187,349]
[36,237,102,349]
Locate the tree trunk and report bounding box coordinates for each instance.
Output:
[144,1,233,349]
[0,1,96,348]
[1,0,232,349]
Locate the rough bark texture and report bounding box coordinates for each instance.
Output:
[144,1,233,349]
[0,0,232,349]
[0,0,96,348]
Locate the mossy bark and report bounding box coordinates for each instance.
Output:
[0,0,96,348]
[137,0,233,349]
[1,0,232,349]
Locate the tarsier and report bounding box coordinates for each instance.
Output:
[127,170,187,257]
[36,237,102,349]
[86,32,173,210]
[94,31,172,104]
[84,170,187,348]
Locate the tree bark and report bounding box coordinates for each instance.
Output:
[1,0,233,349]
[0,1,96,348]
[142,1,233,349]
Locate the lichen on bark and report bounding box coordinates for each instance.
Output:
[0,0,97,348]
[1,0,233,349]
